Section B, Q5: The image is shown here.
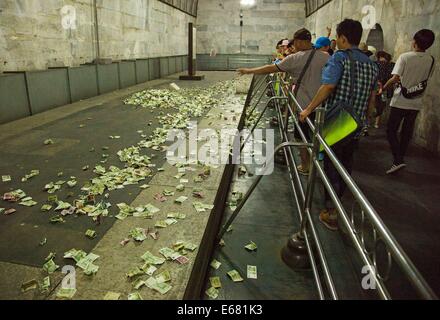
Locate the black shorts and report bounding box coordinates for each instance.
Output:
[294,112,316,142]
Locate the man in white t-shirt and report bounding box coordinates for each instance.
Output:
[383,29,436,174]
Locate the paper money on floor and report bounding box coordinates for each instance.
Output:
[141,251,166,265]
[210,259,221,270]
[128,292,143,300]
[210,276,222,288]
[43,259,59,274]
[205,287,219,299]
[245,241,258,251]
[247,265,258,279]
[21,279,38,292]
[227,270,244,282]
[56,288,77,299]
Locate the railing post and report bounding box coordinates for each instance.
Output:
[299,107,325,236]
[281,107,325,270]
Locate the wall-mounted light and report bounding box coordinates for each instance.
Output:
[240,0,255,6]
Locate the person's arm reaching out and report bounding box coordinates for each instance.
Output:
[237,64,279,75]
[299,85,336,122]
[383,54,403,91]
[299,51,344,122]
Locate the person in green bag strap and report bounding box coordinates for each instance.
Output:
[299,19,378,231]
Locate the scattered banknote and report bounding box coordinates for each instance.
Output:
[145,277,172,295]
[40,276,51,293]
[245,241,258,251]
[56,288,77,299]
[155,270,172,283]
[43,259,59,274]
[183,242,198,251]
[176,184,185,192]
[129,228,147,241]
[167,212,186,219]
[175,196,188,204]
[164,218,178,226]
[2,175,11,182]
[140,184,150,189]
[142,264,157,276]
[39,238,47,246]
[227,270,244,282]
[19,199,38,207]
[21,279,38,292]
[85,229,97,239]
[3,189,26,202]
[41,204,52,212]
[163,189,174,196]
[126,267,144,279]
[149,231,159,240]
[247,265,258,279]
[120,238,130,246]
[63,249,87,263]
[141,251,165,265]
[159,248,181,261]
[205,287,219,299]
[176,255,189,265]
[67,180,77,188]
[210,276,222,288]
[210,259,222,270]
[128,292,143,300]
[21,170,39,182]
[193,202,214,213]
[48,195,58,203]
[50,215,65,223]
[45,252,56,262]
[133,278,147,290]
[4,208,16,215]
[155,220,168,228]
[55,201,71,211]
[103,292,121,300]
[44,139,54,145]
[146,203,160,214]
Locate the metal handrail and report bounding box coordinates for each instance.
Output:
[271,75,438,300]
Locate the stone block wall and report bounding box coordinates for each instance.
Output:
[196,0,306,55]
[0,0,195,72]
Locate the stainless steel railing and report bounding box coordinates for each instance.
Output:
[220,73,437,300]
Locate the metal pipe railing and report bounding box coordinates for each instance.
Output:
[273,76,437,300]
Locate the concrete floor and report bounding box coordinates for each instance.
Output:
[0,71,247,300]
[1,71,439,300]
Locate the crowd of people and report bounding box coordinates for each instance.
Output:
[237,19,436,231]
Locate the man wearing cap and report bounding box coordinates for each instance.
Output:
[314,37,332,55]
[238,28,330,175]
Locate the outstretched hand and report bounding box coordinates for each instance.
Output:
[237,68,249,76]
[299,109,311,123]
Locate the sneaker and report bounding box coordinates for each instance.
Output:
[386,163,407,174]
[319,209,338,231]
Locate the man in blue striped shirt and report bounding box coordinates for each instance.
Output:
[300,19,379,231]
